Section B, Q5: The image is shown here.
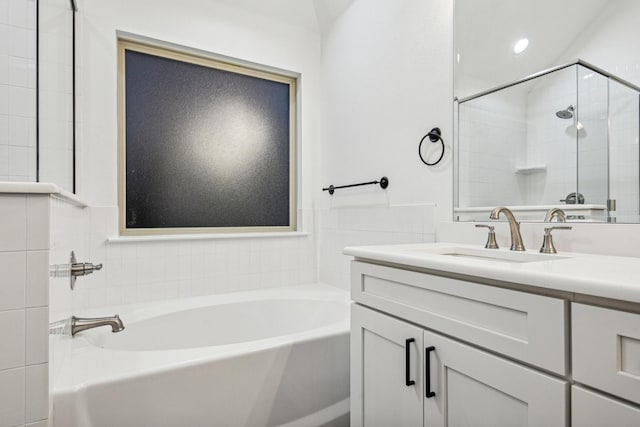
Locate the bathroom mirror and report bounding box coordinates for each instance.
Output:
[38,0,75,191]
[454,0,640,223]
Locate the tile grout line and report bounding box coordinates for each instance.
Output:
[24,303,27,426]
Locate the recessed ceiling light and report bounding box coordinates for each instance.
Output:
[514,38,529,54]
[457,53,461,63]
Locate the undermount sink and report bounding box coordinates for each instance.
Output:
[404,246,569,263]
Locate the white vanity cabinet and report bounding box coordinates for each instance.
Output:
[350,261,569,427]
[346,244,640,426]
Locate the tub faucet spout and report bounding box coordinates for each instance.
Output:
[489,207,525,251]
[71,315,125,336]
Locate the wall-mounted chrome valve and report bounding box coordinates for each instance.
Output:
[540,226,572,254]
[70,251,103,290]
[475,224,499,249]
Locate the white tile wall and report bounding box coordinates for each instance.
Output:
[0,0,36,182]
[0,193,49,427]
[0,310,25,370]
[0,193,26,251]
[49,200,318,319]
[318,204,437,290]
[458,87,527,210]
[0,367,25,427]
[525,67,579,205]
[0,251,25,310]
[25,363,48,424]
[38,0,74,190]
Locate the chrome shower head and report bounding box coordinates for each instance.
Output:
[556,105,575,119]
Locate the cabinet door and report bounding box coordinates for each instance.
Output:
[423,330,568,427]
[572,386,640,427]
[351,304,423,427]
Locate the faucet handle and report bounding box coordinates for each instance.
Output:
[475,224,499,249]
[69,251,103,290]
[545,226,572,233]
[540,226,572,254]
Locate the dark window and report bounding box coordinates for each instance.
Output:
[118,40,297,235]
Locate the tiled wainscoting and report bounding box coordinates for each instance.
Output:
[0,194,49,427]
[318,204,437,290]
[50,204,318,318]
[2,192,436,426]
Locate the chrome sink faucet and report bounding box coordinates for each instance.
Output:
[489,207,525,251]
[70,315,125,336]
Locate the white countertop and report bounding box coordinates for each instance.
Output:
[343,242,640,304]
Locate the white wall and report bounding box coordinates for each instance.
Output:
[558,0,640,88]
[0,0,37,182]
[318,204,436,289]
[319,0,453,220]
[62,0,322,301]
[316,0,453,288]
[76,0,321,209]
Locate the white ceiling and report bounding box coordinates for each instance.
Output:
[210,0,616,98]
[212,0,354,33]
[455,0,610,98]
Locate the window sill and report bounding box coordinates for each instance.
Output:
[107,231,310,244]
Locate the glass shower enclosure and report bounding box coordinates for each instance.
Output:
[455,60,640,222]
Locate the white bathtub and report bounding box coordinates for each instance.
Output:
[51,284,350,427]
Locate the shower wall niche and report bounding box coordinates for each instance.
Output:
[456,61,640,222]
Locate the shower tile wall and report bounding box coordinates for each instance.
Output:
[0,193,50,427]
[50,203,318,317]
[0,0,37,182]
[575,66,609,206]
[318,204,436,290]
[525,65,608,207]
[458,92,527,208]
[524,67,578,205]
